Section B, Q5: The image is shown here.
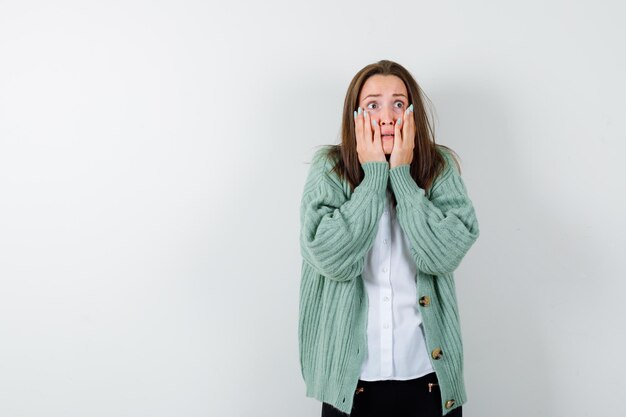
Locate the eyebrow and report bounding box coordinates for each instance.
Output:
[361,93,408,101]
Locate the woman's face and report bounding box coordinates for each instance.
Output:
[358,74,410,155]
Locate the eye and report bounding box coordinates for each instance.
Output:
[366,102,378,110]
[394,101,405,109]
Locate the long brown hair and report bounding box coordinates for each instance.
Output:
[317,60,461,206]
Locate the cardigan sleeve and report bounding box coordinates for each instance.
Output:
[388,150,480,275]
[299,150,389,282]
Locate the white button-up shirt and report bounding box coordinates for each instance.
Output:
[359,188,434,381]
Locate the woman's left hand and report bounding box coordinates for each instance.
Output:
[389,104,415,169]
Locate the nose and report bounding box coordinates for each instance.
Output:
[380,107,395,126]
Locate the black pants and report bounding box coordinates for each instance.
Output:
[321,372,462,417]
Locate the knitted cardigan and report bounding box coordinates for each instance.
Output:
[298,146,480,415]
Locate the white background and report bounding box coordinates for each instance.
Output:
[1,1,624,416]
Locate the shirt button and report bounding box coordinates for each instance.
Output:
[383,296,390,302]
[383,324,389,329]
[382,267,388,273]
[419,296,431,307]
[383,239,388,245]
[383,210,388,215]
[445,400,456,409]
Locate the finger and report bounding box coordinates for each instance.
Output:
[403,104,414,146]
[372,117,382,148]
[395,112,403,145]
[355,107,363,147]
[363,110,373,143]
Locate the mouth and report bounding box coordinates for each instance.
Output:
[382,134,394,140]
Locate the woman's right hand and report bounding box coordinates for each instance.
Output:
[354,107,387,165]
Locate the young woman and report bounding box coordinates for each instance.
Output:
[298,60,480,417]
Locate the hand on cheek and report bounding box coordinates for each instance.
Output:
[354,108,387,164]
[390,104,415,169]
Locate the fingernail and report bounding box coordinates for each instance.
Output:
[397,118,402,126]
[372,119,377,126]
[354,110,357,120]
[364,110,367,118]
[409,104,414,112]
[358,107,362,115]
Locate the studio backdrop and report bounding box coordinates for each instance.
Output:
[0,1,624,416]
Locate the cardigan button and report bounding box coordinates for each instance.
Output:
[419,296,430,307]
[445,399,455,409]
[431,347,443,360]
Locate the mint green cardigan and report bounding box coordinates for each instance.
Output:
[298,146,480,415]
